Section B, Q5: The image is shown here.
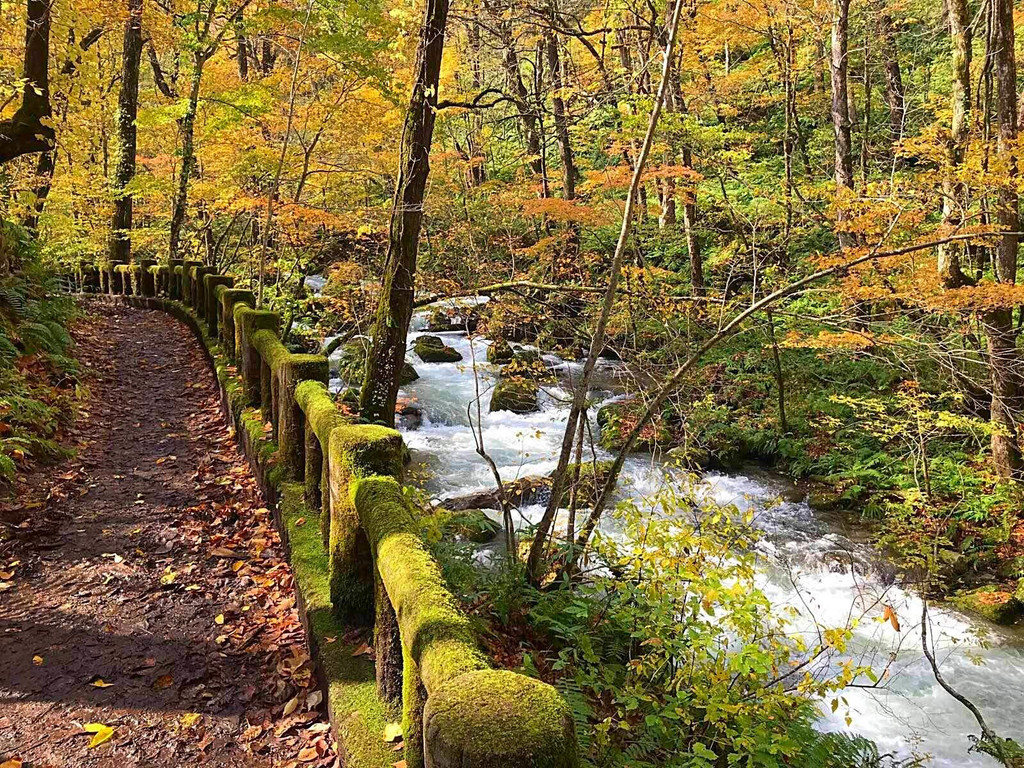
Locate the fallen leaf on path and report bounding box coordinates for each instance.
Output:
[210,547,240,558]
[215,613,225,625]
[83,722,114,748]
[32,655,43,666]
[283,695,301,717]
[350,643,372,657]
[298,746,319,762]
[180,712,202,727]
[89,678,115,688]
[1,758,24,768]
[393,761,407,768]
[306,690,322,710]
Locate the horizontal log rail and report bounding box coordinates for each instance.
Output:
[71,259,578,768]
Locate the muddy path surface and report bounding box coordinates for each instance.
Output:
[0,301,336,768]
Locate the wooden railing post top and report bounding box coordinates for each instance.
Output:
[423,669,578,768]
[235,305,280,332]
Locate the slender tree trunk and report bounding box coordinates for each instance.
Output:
[879,11,905,148]
[830,0,855,247]
[109,0,143,263]
[938,0,971,288]
[545,28,576,200]
[986,0,1022,477]
[236,28,249,81]
[168,55,205,259]
[526,0,686,584]
[359,0,450,425]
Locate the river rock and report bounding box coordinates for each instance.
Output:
[487,338,514,364]
[414,334,463,363]
[489,378,539,413]
[441,508,502,543]
[337,339,418,385]
[950,585,1023,625]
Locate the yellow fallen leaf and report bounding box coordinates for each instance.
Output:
[298,746,319,762]
[0,570,13,579]
[32,655,43,666]
[383,722,403,742]
[83,722,114,748]
[90,678,115,688]
[283,695,300,717]
[160,571,177,585]
[180,712,202,727]
[1,758,24,768]
[215,614,225,625]
[393,761,407,768]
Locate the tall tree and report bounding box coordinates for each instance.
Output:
[109,0,144,263]
[830,0,854,248]
[938,0,971,289]
[167,0,251,260]
[0,0,53,163]
[359,0,451,425]
[985,0,1022,477]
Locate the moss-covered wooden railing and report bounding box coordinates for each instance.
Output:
[77,261,578,768]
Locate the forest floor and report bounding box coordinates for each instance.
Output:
[0,302,337,768]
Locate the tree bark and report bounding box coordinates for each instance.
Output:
[879,11,905,147]
[986,0,1022,477]
[830,0,855,247]
[0,0,53,163]
[359,0,450,425]
[168,57,205,259]
[545,28,576,199]
[109,0,144,264]
[938,0,971,289]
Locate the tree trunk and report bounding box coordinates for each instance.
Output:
[236,27,249,81]
[0,0,54,163]
[109,0,143,264]
[359,0,450,426]
[987,0,1022,477]
[545,29,576,200]
[879,11,905,147]
[938,0,971,288]
[168,56,205,259]
[527,0,686,584]
[23,149,53,230]
[830,0,855,247]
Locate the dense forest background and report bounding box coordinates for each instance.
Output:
[3,0,1024,764]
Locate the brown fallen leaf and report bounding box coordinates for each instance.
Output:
[393,761,407,768]
[283,695,301,717]
[297,746,319,762]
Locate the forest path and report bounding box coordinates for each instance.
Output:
[0,302,335,768]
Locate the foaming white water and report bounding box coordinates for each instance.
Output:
[338,315,1023,765]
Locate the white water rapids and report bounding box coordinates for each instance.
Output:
[326,309,1024,766]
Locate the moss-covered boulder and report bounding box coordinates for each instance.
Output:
[337,339,418,385]
[950,586,1023,625]
[490,378,539,414]
[499,352,548,382]
[414,334,463,363]
[561,460,615,506]
[442,509,502,543]
[487,338,514,364]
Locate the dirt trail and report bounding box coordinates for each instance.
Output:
[0,302,336,767]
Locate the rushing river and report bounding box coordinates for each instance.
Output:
[326,307,1024,767]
